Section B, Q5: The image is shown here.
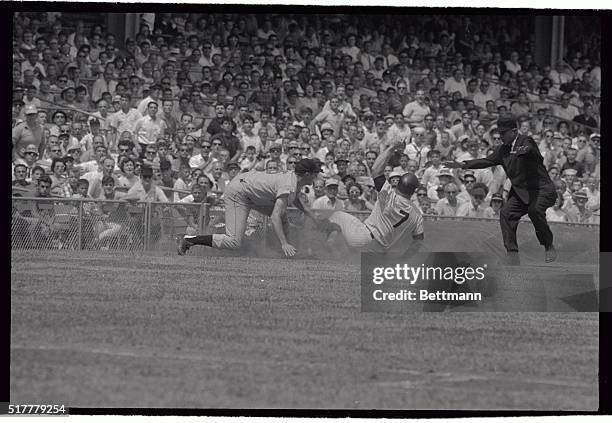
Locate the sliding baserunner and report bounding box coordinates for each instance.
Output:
[312,138,425,253]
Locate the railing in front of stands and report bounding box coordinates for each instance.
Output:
[11,197,598,252]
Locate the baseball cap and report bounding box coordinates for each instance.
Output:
[24,104,38,115]
[140,166,154,177]
[356,176,375,187]
[590,133,600,140]
[389,170,404,179]
[225,161,240,171]
[66,139,81,152]
[463,169,475,178]
[24,144,39,154]
[321,122,334,133]
[437,168,453,178]
[573,190,588,200]
[458,134,470,144]
[112,95,122,103]
[497,116,517,134]
[491,193,503,202]
[325,179,339,187]
[563,168,578,176]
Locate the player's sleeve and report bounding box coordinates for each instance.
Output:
[373,174,387,192]
[411,208,424,240]
[463,146,502,169]
[275,173,295,199]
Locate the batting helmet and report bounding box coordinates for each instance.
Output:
[396,173,420,197]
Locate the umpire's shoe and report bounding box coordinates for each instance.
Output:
[177,235,193,255]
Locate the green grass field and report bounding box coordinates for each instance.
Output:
[11,250,598,410]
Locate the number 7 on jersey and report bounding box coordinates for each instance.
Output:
[393,210,410,228]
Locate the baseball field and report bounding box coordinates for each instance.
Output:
[11,245,598,410]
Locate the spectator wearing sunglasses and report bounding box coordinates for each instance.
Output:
[414,185,437,215]
[13,143,39,181]
[188,137,214,168]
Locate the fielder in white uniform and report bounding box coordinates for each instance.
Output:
[312,140,425,253]
[178,158,322,257]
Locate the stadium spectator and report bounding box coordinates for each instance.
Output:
[312,179,344,210]
[484,193,504,218]
[133,100,167,148]
[559,148,585,177]
[565,190,598,224]
[456,182,489,217]
[435,182,464,216]
[344,183,373,212]
[123,165,169,202]
[13,105,44,161]
[402,89,430,127]
[415,185,437,215]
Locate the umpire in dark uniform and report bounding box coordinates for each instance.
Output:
[445,117,557,264]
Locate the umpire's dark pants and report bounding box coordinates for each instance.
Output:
[499,186,557,252]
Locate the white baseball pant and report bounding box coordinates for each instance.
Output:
[328,211,385,252]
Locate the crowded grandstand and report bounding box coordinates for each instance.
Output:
[11,12,601,250]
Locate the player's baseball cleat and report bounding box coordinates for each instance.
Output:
[177,236,193,255]
[545,245,557,263]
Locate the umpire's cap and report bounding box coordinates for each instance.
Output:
[396,173,420,197]
[497,116,517,134]
[294,158,323,175]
